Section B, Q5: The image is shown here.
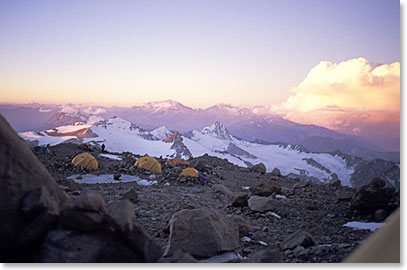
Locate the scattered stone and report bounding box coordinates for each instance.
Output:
[212,184,233,200]
[250,181,281,197]
[164,208,240,258]
[122,189,139,203]
[251,163,266,174]
[75,191,105,213]
[281,230,316,250]
[293,180,311,189]
[329,180,341,189]
[230,192,249,207]
[248,196,283,212]
[245,248,281,263]
[113,173,121,180]
[76,175,83,180]
[231,215,251,237]
[375,209,387,222]
[271,167,281,176]
[105,200,134,233]
[60,178,80,191]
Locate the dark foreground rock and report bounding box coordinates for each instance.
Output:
[164,208,240,258]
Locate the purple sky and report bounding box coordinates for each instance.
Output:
[0,0,400,107]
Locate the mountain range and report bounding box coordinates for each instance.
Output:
[1,100,399,162]
[19,116,399,189]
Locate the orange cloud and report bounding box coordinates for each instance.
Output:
[276,57,400,150]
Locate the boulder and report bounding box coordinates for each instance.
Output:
[21,186,59,220]
[38,229,141,263]
[104,200,134,233]
[159,249,198,263]
[271,168,281,176]
[281,230,315,250]
[75,191,105,213]
[212,184,233,200]
[246,248,281,263]
[0,114,70,261]
[230,215,251,237]
[329,180,342,189]
[350,178,394,215]
[59,208,105,232]
[293,180,311,189]
[251,163,266,174]
[122,189,139,203]
[164,208,240,258]
[248,196,283,212]
[250,181,281,197]
[336,189,354,201]
[230,192,249,207]
[114,173,122,180]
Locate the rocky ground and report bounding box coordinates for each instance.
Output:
[27,142,400,263]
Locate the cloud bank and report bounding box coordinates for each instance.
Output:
[276,57,400,151]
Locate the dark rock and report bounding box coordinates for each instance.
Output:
[38,229,141,263]
[230,192,249,207]
[281,230,315,250]
[329,180,341,189]
[250,181,281,197]
[164,208,240,258]
[336,189,354,201]
[230,215,251,237]
[293,180,311,189]
[367,177,386,188]
[104,200,134,233]
[122,189,139,203]
[114,173,121,180]
[0,114,70,261]
[248,195,283,212]
[60,178,80,192]
[271,167,281,176]
[350,178,394,215]
[159,249,198,263]
[375,209,387,222]
[251,163,266,174]
[76,175,83,180]
[75,191,105,213]
[246,248,281,263]
[21,186,59,220]
[59,208,105,232]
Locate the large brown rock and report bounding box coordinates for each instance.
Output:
[164,208,240,258]
[251,163,266,174]
[250,181,281,197]
[0,114,70,261]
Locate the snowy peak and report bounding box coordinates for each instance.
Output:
[201,121,232,140]
[143,99,192,112]
[151,126,172,140]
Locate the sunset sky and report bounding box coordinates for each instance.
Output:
[0,0,400,148]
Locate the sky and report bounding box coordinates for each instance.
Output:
[0,0,400,149]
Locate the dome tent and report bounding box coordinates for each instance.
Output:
[72,153,98,170]
[180,167,199,177]
[134,156,162,174]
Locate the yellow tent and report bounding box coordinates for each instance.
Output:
[72,153,98,170]
[180,168,199,177]
[134,156,162,174]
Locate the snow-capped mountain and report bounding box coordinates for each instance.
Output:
[18,117,400,189]
[2,100,398,161]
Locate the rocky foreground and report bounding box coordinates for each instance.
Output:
[0,114,400,263]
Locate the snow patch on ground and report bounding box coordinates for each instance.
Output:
[343,221,383,231]
[68,174,158,186]
[100,153,122,160]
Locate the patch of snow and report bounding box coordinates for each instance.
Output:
[68,174,158,186]
[242,186,250,190]
[343,221,383,231]
[200,252,242,263]
[164,182,170,186]
[151,126,172,140]
[258,241,268,246]
[270,212,281,219]
[275,194,287,199]
[39,108,51,113]
[100,153,122,160]
[20,132,76,146]
[240,236,252,242]
[47,123,91,134]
